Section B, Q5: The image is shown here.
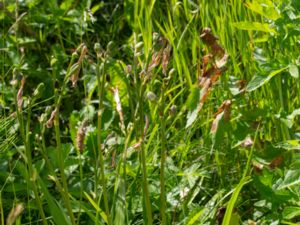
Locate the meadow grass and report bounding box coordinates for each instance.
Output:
[1,0,300,224]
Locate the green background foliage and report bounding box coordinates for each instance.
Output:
[1,0,300,224]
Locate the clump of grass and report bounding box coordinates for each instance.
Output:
[1,0,300,224]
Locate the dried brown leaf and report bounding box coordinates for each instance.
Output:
[269,156,284,169]
[46,108,58,128]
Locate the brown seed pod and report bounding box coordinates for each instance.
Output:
[76,120,88,153]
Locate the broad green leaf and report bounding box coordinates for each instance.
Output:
[187,85,200,111]
[278,170,300,190]
[186,108,199,128]
[275,140,300,151]
[91,3,105,13]
[246,67,288,92]
[281,109,300,128]
[186,86,201,128]
[289,64,299,78]
[60,0,74,10]
[283,206,300,220]
[113,179,126,225]
[211,112,227,149]
[229,212,241,225]
[38,178,71,225]
[245,0,281,21]
[232,22,276,33]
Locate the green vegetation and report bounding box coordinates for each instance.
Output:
[1,0,300,224]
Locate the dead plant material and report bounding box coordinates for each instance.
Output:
[214,100,232,121]
[197,28,229,114]
[200,27,225,58]
[17,77,25,110]
[242,137,254,148]
[6,203,24,225]
[211,100,232,134]
[70,44,88,87]
[46,107,58,128]
[269,155,284,169]
[162,45,171,75]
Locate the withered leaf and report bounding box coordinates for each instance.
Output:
[269,155,284,169]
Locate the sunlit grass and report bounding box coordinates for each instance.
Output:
[1,0,300,224]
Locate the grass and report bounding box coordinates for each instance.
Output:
[1,0,300,224]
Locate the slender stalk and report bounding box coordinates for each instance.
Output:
[132,32,153,225]
[76,152,84,225]
[96,60,112,225]
[53,95,76,225]
[39,124,71,207]
[159,81,167,225]
[138,88,153,225]
[16,103,48,225]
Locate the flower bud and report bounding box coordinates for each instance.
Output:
[50,56,57,67]
[94,43,103,57]
[146,91,157,102]
[169,105,177,117]
[33,83,45,99]
[168,68,176,77]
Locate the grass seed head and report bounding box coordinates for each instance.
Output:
[6,203,24,225]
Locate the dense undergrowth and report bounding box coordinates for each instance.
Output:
[1,0,300,224]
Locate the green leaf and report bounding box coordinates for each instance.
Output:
[232,22,276,33]
[283,206,300,220]
[289,64,299,78]
[275,140,300,151]
[245,0,281,21]
[246,67,288,92]
[211,112,227,149]
[186,86,201,128]
[228,212,240,225]
[38,178,71,225]
[84,192,108,223]
[113,179,126,225]
[222,176,251,225]
[187,207,205,225]
[278,170,300,190]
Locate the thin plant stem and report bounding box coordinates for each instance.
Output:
[16,103,48,225]
[132,31,153,224]
[159,81,167,225]
[96,59,112,225]
[53,95,76,225]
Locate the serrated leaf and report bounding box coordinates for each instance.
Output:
[232,22,276,33]
[246,67,288,92]
[289,64,299,78]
